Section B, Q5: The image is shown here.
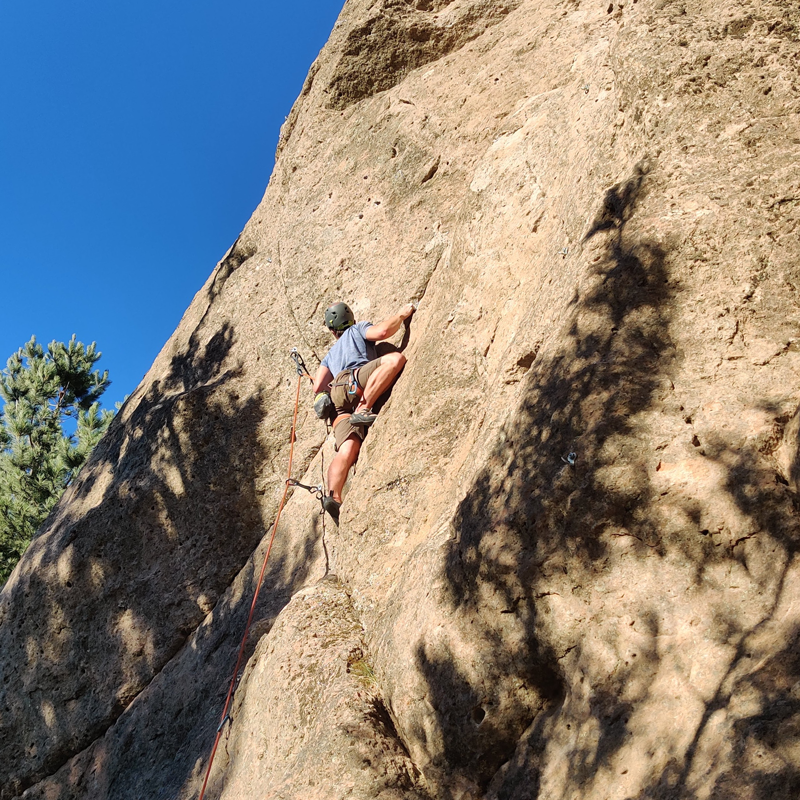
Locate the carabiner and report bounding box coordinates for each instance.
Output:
[290,348,311,378]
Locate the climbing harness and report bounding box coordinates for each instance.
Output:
[197,349,326,800]
[330,366,363,403]
[346,369,363,402]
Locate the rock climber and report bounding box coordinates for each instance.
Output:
[311,301,415,523]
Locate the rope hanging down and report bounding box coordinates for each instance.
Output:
[197,351,314,800]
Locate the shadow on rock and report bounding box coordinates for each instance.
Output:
[414,164,800,798]
[0,320,307,798]
[417,165,678,792]
[636,443,800,799]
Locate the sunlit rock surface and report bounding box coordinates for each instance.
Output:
[2,0,800,798]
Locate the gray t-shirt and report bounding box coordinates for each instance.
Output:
[321,321,376,377]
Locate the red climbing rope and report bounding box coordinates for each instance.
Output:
[197,371,307,800]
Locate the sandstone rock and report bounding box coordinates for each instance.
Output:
[2,0,800,798]
[210,577,427,800]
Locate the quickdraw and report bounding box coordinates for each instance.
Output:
[290,347,312,379]
[287,478,325,500]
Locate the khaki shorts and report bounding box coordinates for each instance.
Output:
[330,357,383,450]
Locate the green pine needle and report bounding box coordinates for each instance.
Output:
[0,335,115,584]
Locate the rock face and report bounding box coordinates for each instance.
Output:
[2,0,800,797]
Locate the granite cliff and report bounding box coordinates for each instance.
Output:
[2,0,800,798]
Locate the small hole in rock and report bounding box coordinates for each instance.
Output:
[471,706,486,725]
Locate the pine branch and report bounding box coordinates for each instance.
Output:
[0,335,116,583]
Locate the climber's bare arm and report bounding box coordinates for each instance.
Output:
[365,304,415,342]
[312,365,334,394]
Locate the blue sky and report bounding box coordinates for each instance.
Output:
[0,1,343,410]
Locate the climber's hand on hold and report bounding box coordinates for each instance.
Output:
[314,392,333,420]
[401,302,416,320]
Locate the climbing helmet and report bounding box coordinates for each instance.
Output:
[324,302,355,332]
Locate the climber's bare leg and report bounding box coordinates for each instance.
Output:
[357,351,406,411]
[328,435,361,502]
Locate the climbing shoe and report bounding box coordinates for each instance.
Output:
[322,493,341,524]
[349,408,377,427]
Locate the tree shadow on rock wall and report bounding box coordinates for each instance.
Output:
[637,441,800,800]
[0,320,313,799]
[412,164,673,794]
[412,165,800,799]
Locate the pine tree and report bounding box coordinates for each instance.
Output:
[0,335,115,583]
